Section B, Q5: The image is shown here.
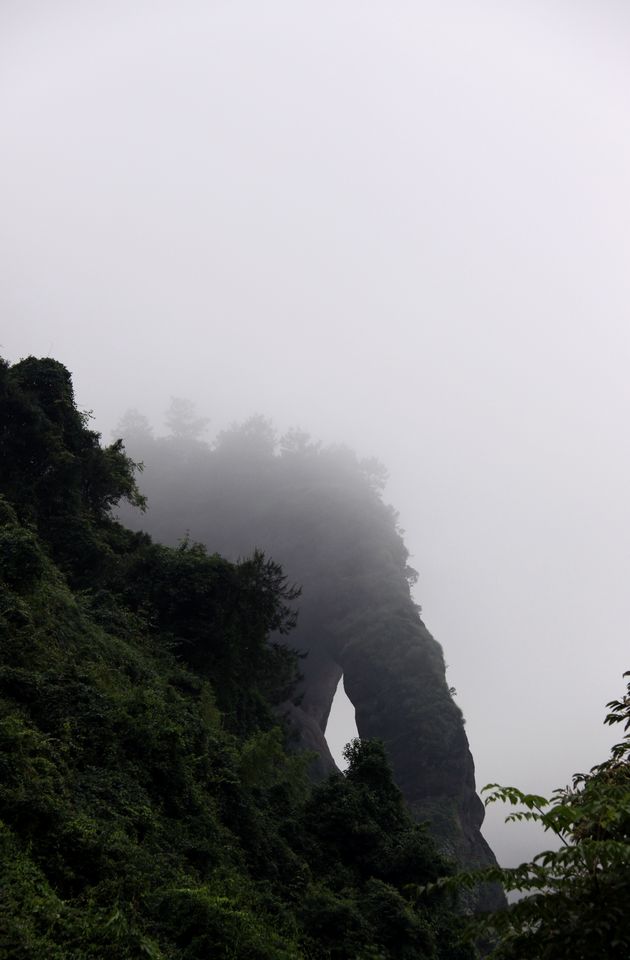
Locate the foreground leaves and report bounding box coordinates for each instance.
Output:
[422,672,630,958]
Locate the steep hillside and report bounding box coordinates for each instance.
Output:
[0,357,476,958]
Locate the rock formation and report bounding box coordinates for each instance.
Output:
[117,421,504,909]
[285,615,502,912]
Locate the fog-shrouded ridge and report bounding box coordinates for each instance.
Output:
[2,0,630,868]
[111,409,505,910]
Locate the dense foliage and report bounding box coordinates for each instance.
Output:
[0,357,474,959]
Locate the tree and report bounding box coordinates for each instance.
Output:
[164,397,210,442]
[113,409,155,459]
[440,671,630,958]
[0,357,146,585]
[301,738,475,960]
[214,415,277,458]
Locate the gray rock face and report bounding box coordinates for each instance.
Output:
[285,602,504,913]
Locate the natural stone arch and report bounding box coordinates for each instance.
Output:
[117,429,504,909]
[283,607,502,911]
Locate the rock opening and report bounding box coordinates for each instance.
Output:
[324,675,358,769]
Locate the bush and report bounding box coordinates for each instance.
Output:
[0,525,45,590]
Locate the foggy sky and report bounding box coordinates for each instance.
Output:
[2,0,630,866]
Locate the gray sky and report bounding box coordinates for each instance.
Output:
[2,0,629,866]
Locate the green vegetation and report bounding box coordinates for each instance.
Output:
[428,673,630,958]
[0,356,474,958]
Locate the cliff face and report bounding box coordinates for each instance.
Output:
[280,582,502,912]
[117,419,503,909]
[281,611,504,917]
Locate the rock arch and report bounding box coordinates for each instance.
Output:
[283,605,502,913]
[118,432,504,909]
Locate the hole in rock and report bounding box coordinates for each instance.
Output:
[325,674,358,770]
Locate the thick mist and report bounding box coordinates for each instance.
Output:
[2,0,629,866]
